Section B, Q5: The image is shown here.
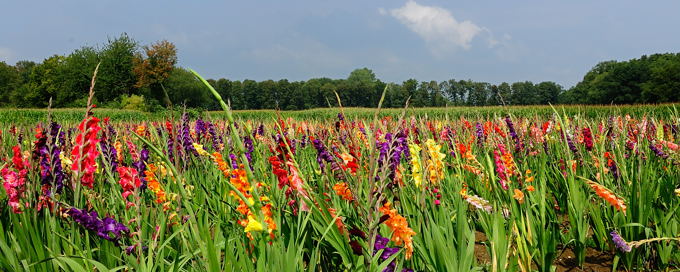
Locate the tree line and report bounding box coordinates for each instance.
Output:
[1,34,679,111]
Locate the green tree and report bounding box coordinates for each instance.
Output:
[411,82,430,107]
[164,67,211,108]
[641,54,680,103]
[0,61,19,107]
[535,81,563,104]
[467,82,489,106]
[58,47,99,107]
[17,55,67,107]
[98,33,138,102]
[347,68,380,107]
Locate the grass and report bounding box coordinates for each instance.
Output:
[1,103,678,125]
[0,79,678,272]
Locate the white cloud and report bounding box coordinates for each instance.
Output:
[0,47,13,63]
[387,1,484,53]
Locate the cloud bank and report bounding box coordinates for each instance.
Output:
[388,1,485,53]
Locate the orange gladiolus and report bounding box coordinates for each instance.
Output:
[379,203,416,260]
[333,182,353,201]
[587,180,626,213]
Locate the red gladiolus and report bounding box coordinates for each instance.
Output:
[583,127,594,151]
[71,116,101,189]
[117,166,142,209]
[269,156,289,189]
[1,145,28,213]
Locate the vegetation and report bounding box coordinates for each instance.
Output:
[2,34,680,111]
[0,71,677,271]
[0,104,678,125]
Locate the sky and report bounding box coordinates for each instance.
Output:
[1,1,679,88]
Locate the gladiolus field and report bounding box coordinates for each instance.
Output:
[0,72,679,272]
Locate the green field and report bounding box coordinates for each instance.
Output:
[1,103,678,124]
[0,101,679,271]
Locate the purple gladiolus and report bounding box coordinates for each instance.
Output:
[49,122,65,193]
[244,136,254,168]
[229,154,239,169]
[610,231,631,252]
[180,113,198,156]
[609,160,620,180]
[374,234,412,272]
[649,143,669,159]
[68,207,129,244]
[100,122,118,172]
[207,122,223,151]
[195,118,206,140]
[505,116,523,152]
[257,124,264,136]
[134,148,150,190]
[312,139,339,172]
[476,122,485,147]
[565,133,578,154]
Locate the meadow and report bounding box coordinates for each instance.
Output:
[0,76,678,272]
[0,103,678,124]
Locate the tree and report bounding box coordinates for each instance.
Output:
[98,33,138,102]
[641,54,680,103]
[133,40,177,106]
[411,82,430,107]
[163,68,211,108]
[0,61,18,107]
[241,80,260,109]
[510,81,538,105]
[14,61,36,83]
[17,55,67,107]
[535,81,563,104]
[347,68,380,107]
[467,82,489,106]
[58,47,99,107]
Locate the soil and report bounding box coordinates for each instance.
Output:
[473,231,619,272]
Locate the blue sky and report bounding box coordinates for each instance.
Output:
[1,1,678,87]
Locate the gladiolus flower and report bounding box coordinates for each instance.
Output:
[583,127,594,151]
[379,203,416,259]
[71,116,101,189]
[587,180,626,213]
[333,182,353,201]
[67,207,129,244]
[117,166,141,209]
[193,143,210,156]
[146,164,168,206]
[338,153,359,175]
[610,231,631,252]
[466,195,492,213]
[2,146,28,213]
[244,215,264,232]
[408,143,423,187]
[424,139,445,185]
[513,189,524,204]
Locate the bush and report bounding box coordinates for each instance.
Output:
[120,94,147,111]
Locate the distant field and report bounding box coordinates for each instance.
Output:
[0,103,678,124]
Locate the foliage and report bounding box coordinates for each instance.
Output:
[3,34,680,110]
[97,33,139,102]
[561,53,680,104]
[0,75,678,271]
[133,40,178,107]
[120,94,147,111]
